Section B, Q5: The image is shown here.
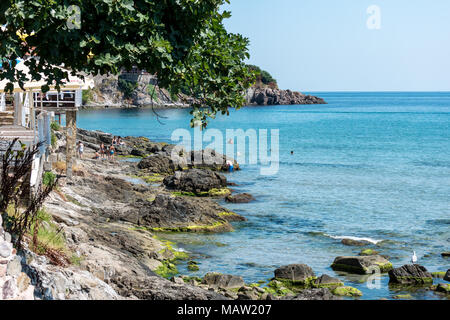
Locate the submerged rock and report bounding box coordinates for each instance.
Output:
[388,264,433,285]
[225,193,255,203]
[442,252,450,257]
[393,294,413,300]
[431,271,446,279]
[331,255,393,274]
[341,239,369,246]
[274,264,315,284]
[282,288,340,300]
[359,249,379,256]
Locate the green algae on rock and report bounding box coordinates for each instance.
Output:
[359,249,379,256]
[332,286,363,297]
[312,274,344,289]
[431,271,446,279]
[331,255,393,274]
[434,283,450,294]
[187,261,200,272]
[393,294,413,299]
[388,265,433,285]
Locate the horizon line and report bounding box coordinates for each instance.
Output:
[302,90,450,93]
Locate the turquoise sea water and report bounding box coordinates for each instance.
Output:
[76,92,450,300]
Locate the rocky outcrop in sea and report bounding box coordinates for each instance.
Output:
[82,75,326,109]
[245,86,326,106]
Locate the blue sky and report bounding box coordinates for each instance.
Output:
[222,0,450,92]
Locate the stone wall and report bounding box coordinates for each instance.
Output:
[0,215,35,300]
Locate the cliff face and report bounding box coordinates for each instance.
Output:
[245,86,326,106]
[83,74,189,109]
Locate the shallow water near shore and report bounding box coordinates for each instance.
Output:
[76,92,450,300]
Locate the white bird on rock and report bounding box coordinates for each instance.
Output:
[411,251,417,264]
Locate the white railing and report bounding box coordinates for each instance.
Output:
[33,91,77,109]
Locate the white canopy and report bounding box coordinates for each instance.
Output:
[0,59,94,93]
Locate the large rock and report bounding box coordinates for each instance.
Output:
[202,273,245,289]
[331,286,363,297]
[246,87,326,106]
[138,154,179,174]
[313,274,343,288]
[186,150,239,172]
[331,255,393,274]
[163,169,227,195]
[444,269,450,282]
[388,264,433,285]
[434,283,450,294]
[134,194,244,232]
[114,275,227,300]
[225,193,255,203]
[274,264,315,284]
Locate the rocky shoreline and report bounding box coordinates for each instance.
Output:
[82,74,326,109]
[1,127,448,300]
[245,86,326,106]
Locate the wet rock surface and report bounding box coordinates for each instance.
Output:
[132,194,242,232]
[283,288,341,300]
[341,238,369,246]
[331,255,393,274]
[388,264,433,285]
[246,87,326,106]
[163,169,228,195]
[274,264,315,282]
[202,273,245,289]
[225,193,255,203]
[313,274,344,288]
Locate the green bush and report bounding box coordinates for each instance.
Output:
[43,171,56,186]
[82,89,94,105]
[51,131,57,148]
[147,84,159,102]
[118,78,139,98]
[50,121,61,131]
[247,65,277,85]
